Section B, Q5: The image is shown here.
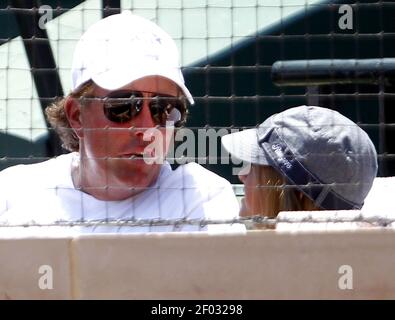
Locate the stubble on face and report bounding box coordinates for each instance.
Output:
[75,76,181,200]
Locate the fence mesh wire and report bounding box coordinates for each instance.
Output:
[0,0,394,231]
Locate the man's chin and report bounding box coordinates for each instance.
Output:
[109,158,160,171]
[108,165,161,188]
[104,179,156,198]
[113,156,165,166]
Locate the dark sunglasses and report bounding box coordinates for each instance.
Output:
[84,90,186,126]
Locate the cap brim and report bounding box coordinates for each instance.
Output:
[221,128,271,165]
[92,65,194,104]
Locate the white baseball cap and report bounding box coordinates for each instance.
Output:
[71,11,194,104]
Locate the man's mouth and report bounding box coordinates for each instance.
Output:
[119,153,144,159]
[119,149,156,159]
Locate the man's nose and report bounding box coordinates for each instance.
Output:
[133,101,156,139]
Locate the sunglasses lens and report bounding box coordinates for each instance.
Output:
[150,99,182,126]
[102,92,184,125]
[104,103,131,123]
[103,93,143,123]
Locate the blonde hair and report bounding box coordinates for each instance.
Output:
[45,81,95,152]
[252,165,318,228]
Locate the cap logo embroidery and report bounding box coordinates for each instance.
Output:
[271,143,292,170]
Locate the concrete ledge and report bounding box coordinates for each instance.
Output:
[0,236,72,299]
[1,230,395,299]
[72,230,395,299]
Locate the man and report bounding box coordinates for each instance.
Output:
[0,12,244,234]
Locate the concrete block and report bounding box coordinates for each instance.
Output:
[71,230,395,299]
[0,235,72,299]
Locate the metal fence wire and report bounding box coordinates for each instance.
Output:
[0,1,394,230]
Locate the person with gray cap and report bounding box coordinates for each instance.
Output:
[0,12,244,234]
[221,105,378,222]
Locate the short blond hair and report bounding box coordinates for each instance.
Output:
[45,81,95,152]
[252,165,318,228]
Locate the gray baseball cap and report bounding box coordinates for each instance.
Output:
[221,105,378,210]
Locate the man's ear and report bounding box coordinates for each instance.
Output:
[64,96,83,138]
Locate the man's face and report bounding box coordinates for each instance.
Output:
[79,76,181,197]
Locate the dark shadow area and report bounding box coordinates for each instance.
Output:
[0,132,50,171]
[183,0,395,182]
